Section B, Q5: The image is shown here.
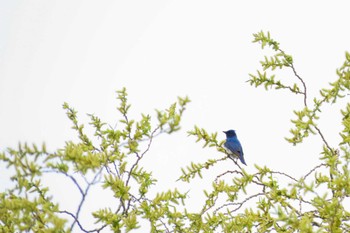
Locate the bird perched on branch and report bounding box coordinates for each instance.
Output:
[223,130,246,165]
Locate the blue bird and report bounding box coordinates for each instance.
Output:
[223,130,246,165]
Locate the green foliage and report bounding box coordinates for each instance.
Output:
[180,31,350,232]
[1,32,350,232]
[0,88,191,232]
[248,31,303,96]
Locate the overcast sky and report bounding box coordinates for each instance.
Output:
[1,0,350,231]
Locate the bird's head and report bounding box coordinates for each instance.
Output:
[223,130,237,138]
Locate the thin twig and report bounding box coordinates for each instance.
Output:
[303,163,327,180]
[70,167,104,231]
[123,126,160,215]
[290,63,308,107]
[214,192,265,214]
[270,171,298,182]
[314,126,332,152]
[59,210,107,233]
[215,169,243,184]
[42,169,84,196]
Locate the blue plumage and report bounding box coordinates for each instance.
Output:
[223,130,246,165]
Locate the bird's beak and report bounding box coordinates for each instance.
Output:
[223,131,226,133]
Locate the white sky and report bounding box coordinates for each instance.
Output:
[1,1,350,231]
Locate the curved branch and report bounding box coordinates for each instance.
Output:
[59,210,107,233]
[290,62,307,107]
